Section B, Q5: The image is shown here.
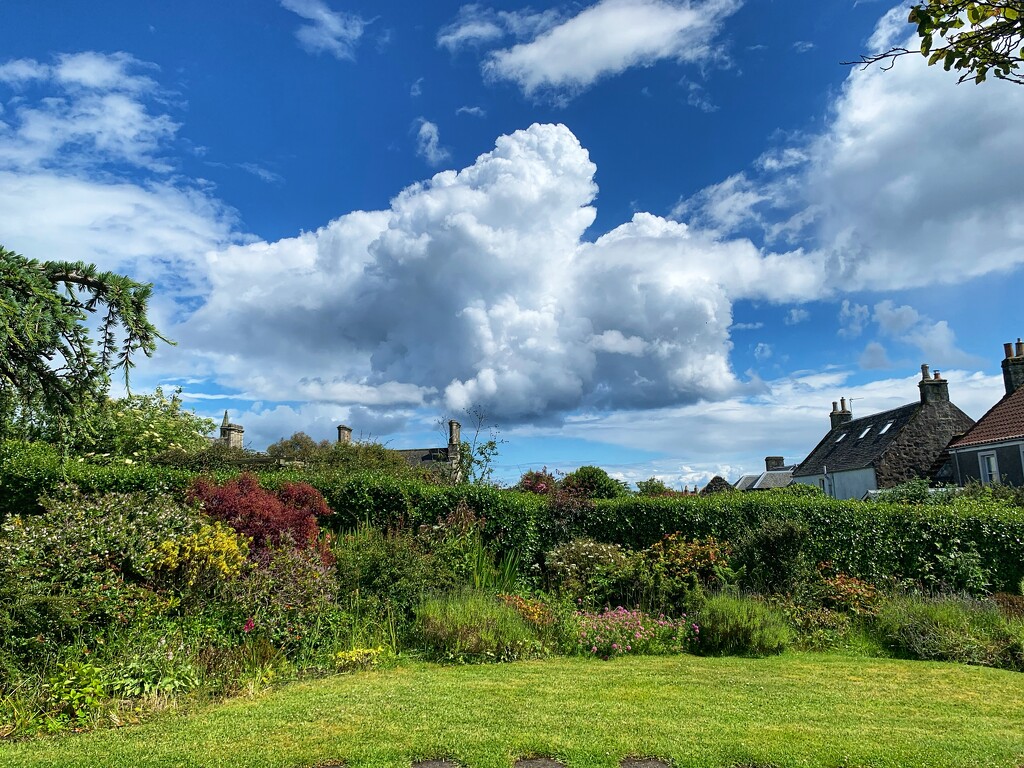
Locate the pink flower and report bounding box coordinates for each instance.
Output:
[243,617,255,633]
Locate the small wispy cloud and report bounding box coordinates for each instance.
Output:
[279,0,367,61]
[456,105,487,118]
[414,118,450,166]
[238,162,283,184]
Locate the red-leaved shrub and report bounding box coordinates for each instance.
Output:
[188,473,329,559]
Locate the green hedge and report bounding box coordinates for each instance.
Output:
[577,493,1024,593]
[0,441,195,518]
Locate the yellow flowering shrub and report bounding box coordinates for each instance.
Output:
[151,521,250,591]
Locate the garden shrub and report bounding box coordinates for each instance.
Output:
[229,539,339,650]
[332,522,459,620]
[812,563,879,616]
[872,594,1024,670]
[188,473,329,557]
[415,590,543,663]
[561,465,631,500]
[733,518,812,596]
[572,606,698,659]
[544,537,635,607]
[696,594,793,657]
[150,521,250,595]
[516,467,556,494]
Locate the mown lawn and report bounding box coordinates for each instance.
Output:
[2,653,1023,768]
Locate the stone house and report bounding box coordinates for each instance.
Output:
[791,365,975,500]
[208,411,244,449]
[945,340,1024,486]
[336,419,463,480]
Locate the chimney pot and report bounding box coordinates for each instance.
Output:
[933,370,941,380]
[1003,337,1024,395]
[1016,338,1024,357]
[448,420,461,446]
[921,363,930,380]
[831,400,838,413]
[1004,342,1014,359]
[840,397,847,412]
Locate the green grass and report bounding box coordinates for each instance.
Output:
[2,654,1023,768]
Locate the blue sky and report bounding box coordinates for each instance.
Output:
[2,0,1022,487]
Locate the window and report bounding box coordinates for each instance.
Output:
[858,426,872,439]
[835,433,846,443]
[878,420,894,435]
[980,452,999,485]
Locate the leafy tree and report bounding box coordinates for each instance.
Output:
[0,247,167,443]
[266,431,420,477]
[80,387,215,462]
[849,2,1024,85]
[561,465,631,500]
[636,477,672,496]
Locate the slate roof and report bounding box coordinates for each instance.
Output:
[948,385,1024,449]
[734,466,797,490]
[396,447,450,468]
[734,474,760,491]
[793,402,921,477]
[752,468,796,489]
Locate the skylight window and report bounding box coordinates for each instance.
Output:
[879,420,894,435]
[835,433,847,443]
[858,426,872,439]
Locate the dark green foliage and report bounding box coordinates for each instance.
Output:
[700,475,735,495]
[733,518,811,595]
[695,594,793,657]
[0,248,169,446]
[561,465,631,500]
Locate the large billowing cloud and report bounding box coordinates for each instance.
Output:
[178,123,823,423]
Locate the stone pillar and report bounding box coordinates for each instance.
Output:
[337,425,353,445]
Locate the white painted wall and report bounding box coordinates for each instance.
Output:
[792,468,878,500]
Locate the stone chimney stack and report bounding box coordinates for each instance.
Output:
[448,420,461,447]
[1001,338,1024,396]
[765,456,785,471]
[830,398,853,430]
[337,425,353,445]
[219,410,244,450]
[919,363,950,404]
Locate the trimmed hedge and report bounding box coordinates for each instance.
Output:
[577,494,1024,593]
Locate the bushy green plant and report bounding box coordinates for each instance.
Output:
[872,594,1024,670]
[695,594,793,657]
[635,477,672,496]
[150,521,250,596]
[229,540,339,650]
[415,590,543,663]
[332,523,458,620]
[733,518,812,595]
[635,534,735,616]
[544,537,635,606]
[561,465,631,500]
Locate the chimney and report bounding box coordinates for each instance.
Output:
[919,363,949,404]
[448,420,461,447]
[830,398,852,430]
[337,424,352,445]
[765,456,785,471]
[1002,338,1024,396]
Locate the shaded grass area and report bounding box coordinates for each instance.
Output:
[2,654,1023,768]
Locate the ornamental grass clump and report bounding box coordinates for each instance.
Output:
[574,606,698,660]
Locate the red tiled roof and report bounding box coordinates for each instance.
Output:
[949,385,1024,448]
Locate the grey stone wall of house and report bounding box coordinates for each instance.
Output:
[952,442,1024,487]
[874,370,974,488]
